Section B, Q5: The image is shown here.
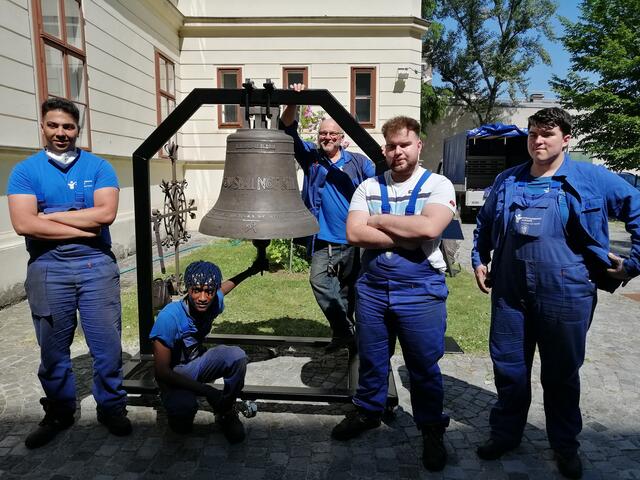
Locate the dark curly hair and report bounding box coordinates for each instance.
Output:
[41,98,80,125]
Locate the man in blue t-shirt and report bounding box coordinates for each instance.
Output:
[150,260,262,443]
[280,83,375,352]
[7,98,131,449]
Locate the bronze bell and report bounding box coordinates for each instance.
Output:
[199,128,319,239]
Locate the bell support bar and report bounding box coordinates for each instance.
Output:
[132,86,386,354]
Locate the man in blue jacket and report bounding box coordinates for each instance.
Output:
[280,84,375,352]
[472,107,640,479]
[7,98,131,449]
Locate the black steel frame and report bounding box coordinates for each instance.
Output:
[124,85,400,405]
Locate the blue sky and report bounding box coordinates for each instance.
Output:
[433,0,584,99]
[527,0,583,96]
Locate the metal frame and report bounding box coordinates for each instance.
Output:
[125,85,396,405]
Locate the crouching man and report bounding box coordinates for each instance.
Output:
[150,260,261,443]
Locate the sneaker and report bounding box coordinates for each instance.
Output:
[331,408,381,440]
[325,335,356,354]
[555,451,583,479]
[216,410,245,444]
[422,425,447,472]
[476,438,519,460]
[97,409,133,437]
[167,415,194,434]
[24,399,74,449]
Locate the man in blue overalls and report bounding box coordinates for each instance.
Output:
[7,98,131,449]
[281,84,375,352]
[472,108,640,479]
[333,116,456,472]
[150,260,261,443]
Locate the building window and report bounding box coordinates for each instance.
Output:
[283,67,308,88]
[155,50,176,155]
[350,67,376,128]
[33,0,91,149]
[217,68,242,128]
[156,51,176,125]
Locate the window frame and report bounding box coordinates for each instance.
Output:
[32,0,92,150]
[282,66,309,88]
[350,66,377,129]
[155,49,177,157]
[217,67,243,129]
[155,49,176,126]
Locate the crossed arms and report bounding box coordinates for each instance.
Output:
[8,187,119,240]
[346,203,454,250]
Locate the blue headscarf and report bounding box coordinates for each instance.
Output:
[183,261,222,290]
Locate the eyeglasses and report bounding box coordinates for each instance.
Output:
[318,131,344,139]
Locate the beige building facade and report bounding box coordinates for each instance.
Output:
[0,0,428,305]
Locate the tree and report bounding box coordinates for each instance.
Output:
[551,0,640,171]
[420,84,452,135]
[424,0,556,125]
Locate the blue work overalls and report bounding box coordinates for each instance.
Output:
[490,178,596,455]
[353,171,450,429]
[25,159,126,416]
[153,300,248,418]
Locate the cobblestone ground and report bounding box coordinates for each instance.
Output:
[0,225,638,479]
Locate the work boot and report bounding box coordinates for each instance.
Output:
[331,407,381,440]
[24,398,74,449]
[216,410,245,444]
[97,408,132,436]
[167,415,195,434]
[324,334,356,354]
[555,451,583,479]
[476,438,520,460]
[421,425,447,472]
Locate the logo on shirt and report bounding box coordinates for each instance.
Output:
[68,180,77,190]
[84,180,93,188]
[449,200,456,207]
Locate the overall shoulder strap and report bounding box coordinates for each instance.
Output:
[405,170,431,215]
[377,173,391,214]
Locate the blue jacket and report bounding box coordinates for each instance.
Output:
[472,154,640,292]
[281,120,375,245]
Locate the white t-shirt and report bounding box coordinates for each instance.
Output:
[349,166,456,271]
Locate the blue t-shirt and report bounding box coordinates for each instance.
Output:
[7,149,119,259]
[280,121,375,244]
[149,292,225,367]
[316,154,363,243]
[524,174,569,226]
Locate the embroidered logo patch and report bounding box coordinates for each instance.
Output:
[68,180,77,190]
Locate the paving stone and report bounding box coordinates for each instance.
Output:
[0,225,638,478]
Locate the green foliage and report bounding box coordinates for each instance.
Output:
[423,0,556,125]
[551,0,640,171]
[266,239,310,273]
[420,83,453,130]
[298,105,325,142]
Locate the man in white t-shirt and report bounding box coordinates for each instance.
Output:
[331,116,456,472]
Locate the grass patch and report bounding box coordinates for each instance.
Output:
[444,269,491,353]
[121,241,491,353]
